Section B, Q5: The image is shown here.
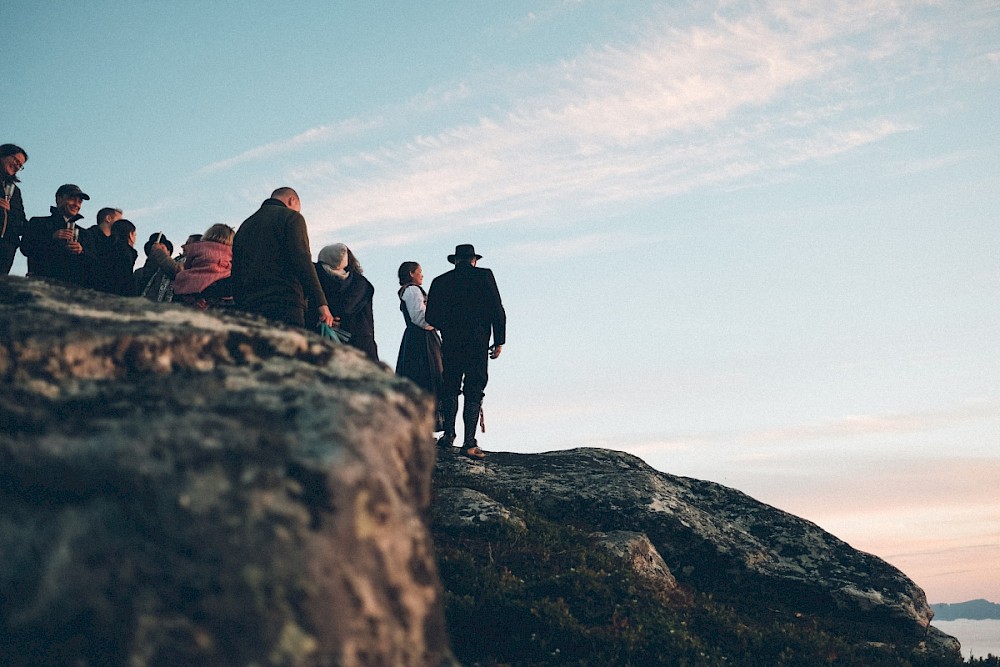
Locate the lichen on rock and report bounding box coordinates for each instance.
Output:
[0,277,455,667]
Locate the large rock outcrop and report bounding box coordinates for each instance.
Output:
[0,277,454,667]
[0,276,964,665]
[432,447,961,662]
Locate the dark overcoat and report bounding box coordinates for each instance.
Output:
[20,208,89,285]
[0,180,26,274]
[314,265,379,362]
[81,227,137,295]
[231,198,327,316]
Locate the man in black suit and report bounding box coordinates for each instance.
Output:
[426,244,506,460]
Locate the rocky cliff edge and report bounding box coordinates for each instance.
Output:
[0,277,453,667]
[0,277,961,665]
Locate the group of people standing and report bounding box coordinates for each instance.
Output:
[0,143,141,296]
[1,143,506,459]
[230,189,507,460]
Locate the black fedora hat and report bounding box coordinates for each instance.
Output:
[143,233,173,257]
[447,243,482,264]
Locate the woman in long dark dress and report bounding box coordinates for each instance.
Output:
[395,261,444,430]
[314,243,379,362]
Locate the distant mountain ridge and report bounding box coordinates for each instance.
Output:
[933,599,1000,620]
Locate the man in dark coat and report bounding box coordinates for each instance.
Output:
[425,243,506,460]
[99,218,139,297]
[231,187,333,328]
[81,206,125,293]
[0,144,29,275]
[20,184,91,286]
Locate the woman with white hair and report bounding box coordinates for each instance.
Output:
[314,243,379,361]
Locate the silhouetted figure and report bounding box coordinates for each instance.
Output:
[99,219,138,296]
[426,244,506,460]
[83,207,126,293]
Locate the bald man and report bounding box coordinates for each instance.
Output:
[231,187,334,328]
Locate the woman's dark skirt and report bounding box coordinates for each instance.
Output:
[396,325,444,429]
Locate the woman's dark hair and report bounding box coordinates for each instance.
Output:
[0,144,27,161]
[345,247,363,275]
[112,218,136,238]
[397,261,420,286]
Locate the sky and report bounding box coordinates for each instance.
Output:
[7,1,998,606]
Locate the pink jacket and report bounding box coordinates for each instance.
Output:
[172,241,232,295]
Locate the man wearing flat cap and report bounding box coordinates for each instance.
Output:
[426,243,506,460]
[20,183,92,286]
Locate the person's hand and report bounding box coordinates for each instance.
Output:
[317,305,335,327]
[0,199,9,212]
[489,344,503,360]
[54,228,74,241]
[66,241,83,254]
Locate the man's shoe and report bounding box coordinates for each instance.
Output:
[461,445,486,460]
[437,434,455,448]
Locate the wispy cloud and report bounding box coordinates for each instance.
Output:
[300,4,932,237]
[895,149,982,174]
[123,196,185,221]
[625,399,1000,454]
[196,1,971,247]
[744,402,1000,444]
[404,83,474,113]
[500,231,644,262]
[198,117,382,174]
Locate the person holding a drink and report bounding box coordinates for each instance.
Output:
[0,143,29,275]
[20,183,91,286]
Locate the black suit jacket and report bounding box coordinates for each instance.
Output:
[426,263,506,346]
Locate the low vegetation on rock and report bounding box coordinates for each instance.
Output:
[431,448,965,666]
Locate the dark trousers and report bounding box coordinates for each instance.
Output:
[0,239,18,275]
[245,301,305,328]
[440,339,489,402]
